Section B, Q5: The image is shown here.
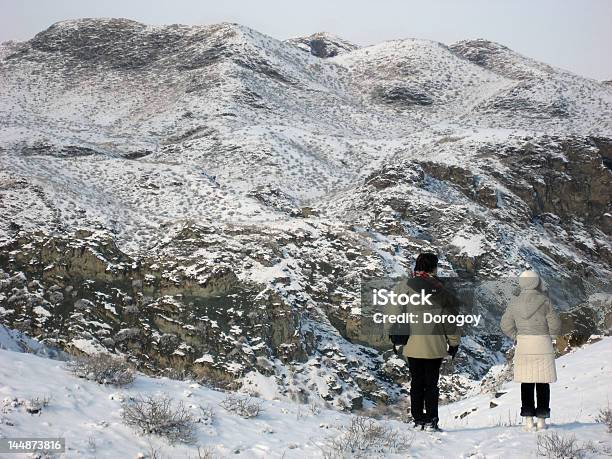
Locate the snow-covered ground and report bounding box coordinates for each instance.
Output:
[1,335,610,458]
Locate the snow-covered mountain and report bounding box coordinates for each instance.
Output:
[0,19,611,411]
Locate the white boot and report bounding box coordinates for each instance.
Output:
[523,416,535,431]
[536,417,547,430]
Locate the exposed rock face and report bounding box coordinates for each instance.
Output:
[372,84,434,107]
[0,231,306,378]
[498,138,611,233]
[0,227,409,408]
[420,136,612,236]
[22,19,235,70]
[247,185,303,217]
[3,233,298,372]
[1,18,611,410]
[476,81,571,119]
[286,32,358,58]
[556,293,612,351]
[364,162,425,190]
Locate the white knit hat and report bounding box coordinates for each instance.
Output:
[518,270,540,290]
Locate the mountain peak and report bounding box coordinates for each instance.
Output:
[286,31,358,58]
[449,38,554,79]
[19,19,276,71]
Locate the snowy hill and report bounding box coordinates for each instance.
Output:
[0,336,610,458]
[449,39,612,127]
[0,18,611,413]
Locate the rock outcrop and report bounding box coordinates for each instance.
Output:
[286,32,358,58]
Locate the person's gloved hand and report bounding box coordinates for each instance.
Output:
[448,345,459,359]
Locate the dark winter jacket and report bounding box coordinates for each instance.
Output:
[392,275,461,359]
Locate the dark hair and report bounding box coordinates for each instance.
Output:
[414,252,438,273]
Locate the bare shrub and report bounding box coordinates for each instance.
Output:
[355,398,411,423]
[309,401,322,416]
[25,395,51,414]
[198,404,215,425]
[144,440,169,459]
[321,416,412,458]
[494,410,519,427]
[536,432,599,459]
[198,369,240,391]
[66,353,135,386]
[596,407,612,433]
[164,367,195,381]
[295,401,321,420]
[87,435,97,452]
[29,451,54,459]
[121,394,196,444]
[189,446,218,459]
[219,393,262,418]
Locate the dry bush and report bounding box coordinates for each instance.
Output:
[219,393,262,418]
[596,407,612,433]
[355,398,411,423]
[494,410,519,427]
[66,353,135,386]
[25,395,51,414]
[322,416,412,458]
[164,367,195,381]
[197,404,215,426]
[536,432,599,459]
[144,441,168,459]
[121,394,196,444]
[189,446,218,459]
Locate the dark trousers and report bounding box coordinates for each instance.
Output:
[520,383,550,418]
[408,357,443,424]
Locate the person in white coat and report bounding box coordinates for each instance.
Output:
[500,270,561,431]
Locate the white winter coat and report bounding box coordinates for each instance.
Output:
[500,271,561,383]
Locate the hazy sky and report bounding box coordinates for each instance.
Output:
[1,0,611,80]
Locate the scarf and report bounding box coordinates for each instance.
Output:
[412,270,443,289]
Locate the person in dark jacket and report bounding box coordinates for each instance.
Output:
[393,252,461,431]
